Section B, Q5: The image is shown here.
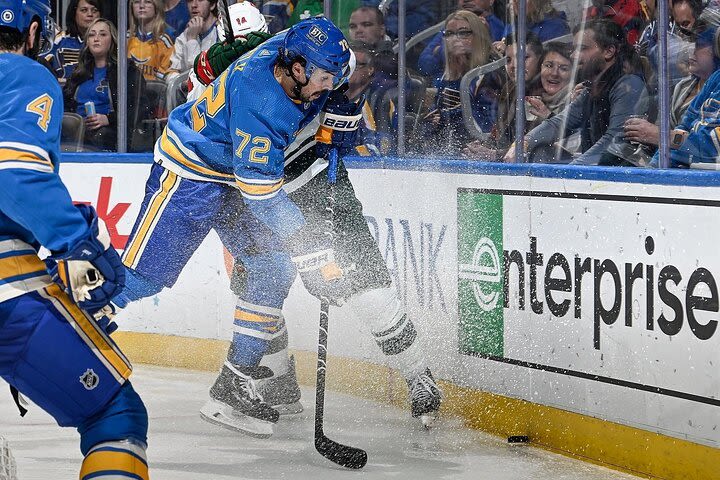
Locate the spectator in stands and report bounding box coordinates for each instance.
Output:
[418,0,505,79]
[363,0,438,40]
[262,0,294,33]
[348,6,389,47]
[494,0,570,53]
[347,8,396,107]
[128,0,175,82]
[586,0,645,44]
[625,26,720,150]
[417,10,494,155]
[348,6,399,95]
[649,26,720,167]
[636,0,701,87]
[164,0,190,38]
[509,19,647,165]
[525,41,574,128]
[45,0,102,84]
[463,33,545,160]
[347,41,383,155]
[168,0,219,79]
[64,19,148,151]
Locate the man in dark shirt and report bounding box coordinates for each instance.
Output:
[516,19,647,165]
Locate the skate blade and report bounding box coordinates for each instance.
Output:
[272,400,303,415]
[200,401,274,438]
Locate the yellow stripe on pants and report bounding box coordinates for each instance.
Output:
[44,284,132,383]
[122,169,179,269]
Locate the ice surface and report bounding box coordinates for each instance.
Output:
[0,365,641,479]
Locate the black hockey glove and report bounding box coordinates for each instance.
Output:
[288,223,354,306]
[291,247,354,306]
[194,31,273,85]
[315,88,364,158]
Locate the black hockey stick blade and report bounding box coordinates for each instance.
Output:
[315,435,368,469]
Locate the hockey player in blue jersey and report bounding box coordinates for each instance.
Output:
[192,20,443,430]
[112,16,353,437]
[0,1,149,477]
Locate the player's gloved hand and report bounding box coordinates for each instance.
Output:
[194,31,273,85]
[48,204,126,313]
[315,88,364,159]
[244,31,272,50]
[291,248,354,306]
[93,303,119,335]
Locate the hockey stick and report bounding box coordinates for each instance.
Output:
[314,149,368,470]
[216,0,233,42]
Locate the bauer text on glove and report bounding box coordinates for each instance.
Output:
[292,248,354,305]
[315,89,364,158]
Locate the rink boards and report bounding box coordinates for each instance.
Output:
[58,155,719,479]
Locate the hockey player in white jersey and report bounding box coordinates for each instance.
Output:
[186,0,270,103]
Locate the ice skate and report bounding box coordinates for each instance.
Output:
[257,355,303,415]
[407,369,442,428]
[200,363,280,438]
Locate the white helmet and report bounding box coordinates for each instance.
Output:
[227,1,269,39]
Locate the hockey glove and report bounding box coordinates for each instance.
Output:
[93,304,119,335]
[315,88,364,159]
[292,248,354,306]
[194,31,273,86]
[48,204,126,313]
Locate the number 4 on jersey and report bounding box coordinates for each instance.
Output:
[26,93,53,132]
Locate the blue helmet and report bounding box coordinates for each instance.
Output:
[279,16,351,90]
[0,0,53,53]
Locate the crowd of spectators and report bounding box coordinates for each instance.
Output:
[45,0,720,168]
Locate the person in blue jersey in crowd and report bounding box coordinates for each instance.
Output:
[0,1,150,478]
[418,0,505,79]
[362,0,438,40]
[43,0,101,84]
[63,18,148,151]
[191,27,443,430]
[417,9,497,155]
[494,0,569,53]
[164,0,190,39]
[654,66,720,167]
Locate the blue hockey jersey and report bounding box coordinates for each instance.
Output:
[664,70,720,167]
[155,33,329,200]
[0,54,89,302]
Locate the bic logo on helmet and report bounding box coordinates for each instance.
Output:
[457,191,504,357]
[307,25,328,46]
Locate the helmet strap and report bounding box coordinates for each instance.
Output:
[279,55,310,101]
[288,65,310,100]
